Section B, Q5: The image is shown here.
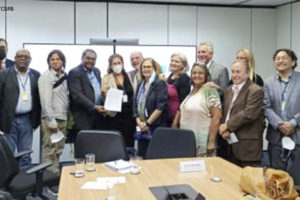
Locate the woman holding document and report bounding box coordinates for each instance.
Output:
[133,58,168,157]
[101,54,135,147]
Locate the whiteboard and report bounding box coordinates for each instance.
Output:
[24,43,196,78]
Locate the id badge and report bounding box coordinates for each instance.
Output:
[123,94,128,103]
[21,92,29,101]
[281,101,287,111]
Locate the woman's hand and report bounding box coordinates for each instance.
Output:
[207,142,216,157]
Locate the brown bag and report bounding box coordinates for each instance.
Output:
[240,167,299,200]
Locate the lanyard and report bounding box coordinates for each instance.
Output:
[17,73,29,91]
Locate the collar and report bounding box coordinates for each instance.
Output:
[50,68,64,77]
[232,80,247,91]
[82,65,94,72]
[206,60,212,69]
[15,66,30,76]
[276,70,294,83]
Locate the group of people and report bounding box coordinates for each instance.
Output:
[0,38,299,179]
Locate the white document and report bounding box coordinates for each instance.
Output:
[179,160,206,172]
[97,176,126,184]
[81,181,107,190]
[50,131,64,144]
[226,132,238,144]
[104,88,123,112]
[104,159,133,171]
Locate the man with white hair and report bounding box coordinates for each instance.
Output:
[197,42,229,94]
[128,51,143,93]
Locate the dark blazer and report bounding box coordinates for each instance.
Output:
[223,79,265,161]
[0,67,41,133]
[5,59,14,68]
[68,65,101,130]
[133,78,168,129]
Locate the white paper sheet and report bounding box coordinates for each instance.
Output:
[50,131,64,144]
[81,181,107,190]
[226,132,238,144]
[104,88,123,112]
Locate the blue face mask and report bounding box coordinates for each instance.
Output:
[149,71,156,84]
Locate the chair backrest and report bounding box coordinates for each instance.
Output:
[288,154,300,185]
[75,130,128,163]
[145,127,196,159]
[0,135,18,189]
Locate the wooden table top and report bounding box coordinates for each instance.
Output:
[58,157,244,200]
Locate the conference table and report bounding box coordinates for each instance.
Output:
[58,157,245,200]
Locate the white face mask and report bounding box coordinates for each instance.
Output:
[112,65,123,74]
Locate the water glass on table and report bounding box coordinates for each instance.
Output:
[85,153,96,172]
[75,158,85,178]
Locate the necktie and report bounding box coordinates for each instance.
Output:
[225,85,240,122]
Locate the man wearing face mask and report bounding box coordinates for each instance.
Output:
[0,38,14,70]
[101,54,135,147]
[68,49,106,134]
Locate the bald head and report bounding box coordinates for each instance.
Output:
[130,51,143,70]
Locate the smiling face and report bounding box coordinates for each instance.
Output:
[170,55,184,74]
[274,51,295,75]
[82,51,96,70]
[197,45,213,65]
[130,52,143,70]
[231,62,249,85]
[141,60,154,80]
[192,65,206,88]
[49,53,63,72]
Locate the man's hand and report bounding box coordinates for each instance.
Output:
[49,125,59,133]
[219,123,228,134]
[221,131,231,139]
[279,121,295,135]
[95,105,105,114]
[203,81,221,90]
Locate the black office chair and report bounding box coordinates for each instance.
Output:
[0,190,13,200]
[75,130,128,163]
[288,154,300,192]
[0,134,59,199]
[145,127,196,159]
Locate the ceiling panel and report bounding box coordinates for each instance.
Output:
[241,0,295,6]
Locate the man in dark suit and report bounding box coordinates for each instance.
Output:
[0,38,14,70]
[219,61,265,167]
[264,49,300,170]
[68,49,105,132]
[0,49,41,169]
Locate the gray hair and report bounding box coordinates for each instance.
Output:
[199,42,214,53]
[170,52,189,72]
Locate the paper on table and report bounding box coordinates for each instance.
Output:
[50,131,64,144]
[81,181,108,190]
[104,88,123,112]
[97,176,126,184]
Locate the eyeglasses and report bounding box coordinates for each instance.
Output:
[16,55,31,59]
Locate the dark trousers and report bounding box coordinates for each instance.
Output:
[138,140,150,158]
[268,143,300,171]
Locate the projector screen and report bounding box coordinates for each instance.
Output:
[24,43,196,77]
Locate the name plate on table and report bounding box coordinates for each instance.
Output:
[179,160,206,172]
